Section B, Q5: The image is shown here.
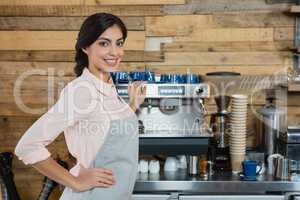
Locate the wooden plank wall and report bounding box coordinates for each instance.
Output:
[0,0,297,199]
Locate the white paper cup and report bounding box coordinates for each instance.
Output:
[231,107,248,113]
[230,153,245,173]
[231,94,248,99]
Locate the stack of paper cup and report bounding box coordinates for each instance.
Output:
[230,94,248,173]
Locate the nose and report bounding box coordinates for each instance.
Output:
[109,44,118,56]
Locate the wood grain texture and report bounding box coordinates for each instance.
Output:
[0,50,163,62]
[0,31,145,50]
[146,13,294,36]
[146,52,292,66]
[0,0,185,5]
[163,0,291,14]
[0,16,145,30]
[290,5,300,13]
[288,83,300,92]
[0,5,163,16]
[0,61,146,76]
[274,27,294,41]
[143,65,287,75]
[174,28,274,42]
[162,41,294,52]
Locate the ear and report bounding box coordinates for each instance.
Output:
[82,47,88,55]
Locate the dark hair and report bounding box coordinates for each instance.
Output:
[74,13,127,77]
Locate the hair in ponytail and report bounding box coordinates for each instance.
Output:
[74,13,127,77]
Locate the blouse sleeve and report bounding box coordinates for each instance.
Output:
[14,82,97,165]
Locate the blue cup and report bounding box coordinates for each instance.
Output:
[113,71,129,83]
[129,71,146,81]
[176,74,186,83]
[242,160,262,179]
[169,74,186,84]
[145,71,155,82]
[186,74,200,84]
[160,74,172,83]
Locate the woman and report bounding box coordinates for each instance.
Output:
[15,13,146,200]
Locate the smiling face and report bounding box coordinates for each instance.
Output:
[82,24,125,78]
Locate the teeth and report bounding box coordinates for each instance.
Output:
[105,59,117,65]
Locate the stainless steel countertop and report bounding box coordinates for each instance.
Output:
[134,170,300,194]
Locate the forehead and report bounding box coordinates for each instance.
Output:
[98,25,123,39]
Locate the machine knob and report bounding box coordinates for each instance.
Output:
[196,87,204,95]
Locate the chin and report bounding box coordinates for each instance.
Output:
[104,66,119,73]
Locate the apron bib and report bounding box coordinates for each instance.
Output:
[60,97,138,200]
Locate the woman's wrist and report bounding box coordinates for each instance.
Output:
[70,175,82,192]
[129,101,138,112]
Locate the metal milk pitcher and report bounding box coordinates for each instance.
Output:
[274,157,297,180]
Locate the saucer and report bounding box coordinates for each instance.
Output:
[239,174,257,181]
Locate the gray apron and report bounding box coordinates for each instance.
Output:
[60,100,138,200]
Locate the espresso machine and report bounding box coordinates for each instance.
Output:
[113,71,212,156]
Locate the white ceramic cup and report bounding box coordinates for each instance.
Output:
[139,159,149,173]
[149,160,160,174]
[177,155,187,169]
[164,157,179,171]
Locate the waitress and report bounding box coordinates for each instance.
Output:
[15,13,146,200]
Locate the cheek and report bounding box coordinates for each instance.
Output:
[94,50,107,59]
[118,49,124,57]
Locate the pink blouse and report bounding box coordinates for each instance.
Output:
[15,68,133,176]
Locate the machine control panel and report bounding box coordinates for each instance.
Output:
[116,83,209,98]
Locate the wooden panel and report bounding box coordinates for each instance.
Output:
[0,50,163,62]
[288,92,300,105]
[274,27,294,41]
[146,15,213,36]
[1,61,288,76]
[162,41,294,52]
[288,106,300,115]
[144,65,286,75]
[0,5,162,17]
[174,28,274,42]
[146,13,293,36]
[288,83,300,92]
[163,0,291,14]
[0,61,146,76]
[146,52,291,66]
[266,0,296,4]
[0,0,185,5]
[290,5,300,13]
[0,17,145,31]
[0,116,37,140]
[0,103,46,116]
[0,31,145,50]
[212,12,294,28]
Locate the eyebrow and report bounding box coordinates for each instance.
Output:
[97,37,124,42]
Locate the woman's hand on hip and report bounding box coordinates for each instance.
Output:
[74,164,115,192]
[128,81,147,112]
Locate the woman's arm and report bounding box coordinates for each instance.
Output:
[128,81,146,112]
[32,158,115,192]
[15,84,115,191]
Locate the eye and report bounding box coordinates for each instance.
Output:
[99,41,109,47]
[116,41,124,47]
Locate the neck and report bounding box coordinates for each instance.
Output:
[88,66,111,83]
